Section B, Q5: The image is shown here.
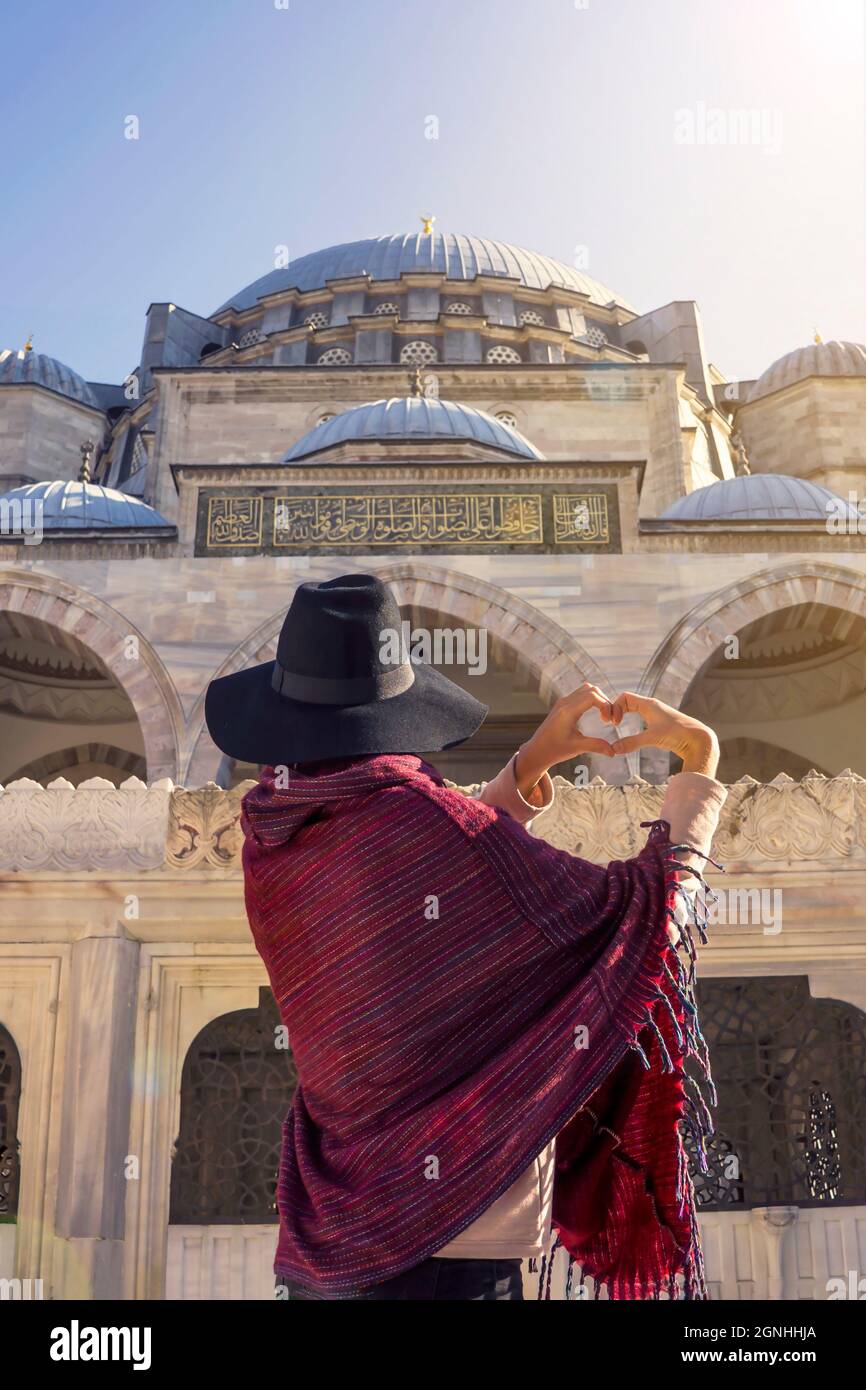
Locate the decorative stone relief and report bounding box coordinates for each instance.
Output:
[0,776,173,871]
[2,773,866,873]
[165,782,257,870]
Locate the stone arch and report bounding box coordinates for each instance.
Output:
[642,561,866,706]
[0,570,183,781]
[184,563,610,785]
[6,742,147,786]
[638,561,866,779]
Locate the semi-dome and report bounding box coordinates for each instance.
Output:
[661,474,860,523]
[0,347,101,409]
[283,397,545,462]
[217,232,634,315]
[0,480,173,531]
[749,340,866,402]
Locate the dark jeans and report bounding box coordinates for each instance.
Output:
[275,1256,524,1301]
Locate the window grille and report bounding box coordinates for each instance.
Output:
[485,345,522,364]
[0,1024,21,1220]
[689,976,866,1209]
[169,988,297,1224]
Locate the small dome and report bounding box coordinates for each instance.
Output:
[283,397,545,462]
[216,232,633,315]
[661,474,860,523]
[749,340,866,402]
[0,480,173,531]
[0,347,100,409]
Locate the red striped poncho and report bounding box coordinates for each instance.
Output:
[241,755,716,1300]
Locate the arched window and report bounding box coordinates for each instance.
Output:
[518,309,546,327]
[373,302,400,316]
[316,347,353,366]
[303,311,330,329]
[625,339,649,359]
[485,345,522,365]
[445,302,474,316]
[169,988,298,1224]
[581,326,607,348]
[400,340,439,365]
[689,976,866,1209]
[0,1023,21,1221]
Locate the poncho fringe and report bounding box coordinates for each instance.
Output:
[539,830,724,1301]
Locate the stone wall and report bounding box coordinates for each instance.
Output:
[2,771,866,1300]
[0,387,106,487]
[737,377,866,495]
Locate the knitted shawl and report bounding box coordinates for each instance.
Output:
[240,755,718,1300]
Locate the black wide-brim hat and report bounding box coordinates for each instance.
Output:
[205,573,488,765]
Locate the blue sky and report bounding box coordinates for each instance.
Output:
[2,0,863,383]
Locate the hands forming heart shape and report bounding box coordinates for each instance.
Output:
[526,683,719,768]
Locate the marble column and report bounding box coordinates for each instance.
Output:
[53,933,139,1300]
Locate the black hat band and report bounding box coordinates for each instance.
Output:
[271,658,416,707]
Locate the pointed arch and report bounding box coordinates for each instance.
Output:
[638,561,866,780]
[641,561,866,707]
[0,570,183,781]
[184,563,610,785]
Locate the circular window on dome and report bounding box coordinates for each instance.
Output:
[495,411,519,430]
[445,302,474,316]
[518,310,546,327]
[374,302,400,316]
[303,311,330,329]
[400,340,439,365]
[486,345,522,365]
[317,347,353,366]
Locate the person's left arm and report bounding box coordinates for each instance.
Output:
[475,684,616,824]
[475,754,555,825]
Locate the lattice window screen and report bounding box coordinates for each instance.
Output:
[170,988,297,1224]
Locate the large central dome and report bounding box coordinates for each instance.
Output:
[215,232,634,315]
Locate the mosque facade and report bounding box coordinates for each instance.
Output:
[1,230,865,1300]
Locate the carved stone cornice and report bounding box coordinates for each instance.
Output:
[172,460,643,487]
[0,776,173,871]
[531,770,866,865]
[2,772,866,874]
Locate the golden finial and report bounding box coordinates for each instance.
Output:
[814,328,823,344]
[410,366,424,397]
[420,215,436,236]
[23,332,33,353]
[79,439,95,484]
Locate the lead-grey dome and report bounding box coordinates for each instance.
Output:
[0,347,100,409]
[661,474,860,522]
[217,232,634,315]
[0,480,173,531]
[283,397,544,461]
[749,340,866,402]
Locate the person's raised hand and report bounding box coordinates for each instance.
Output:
[608,692,719,776]
[514,683,616,796]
